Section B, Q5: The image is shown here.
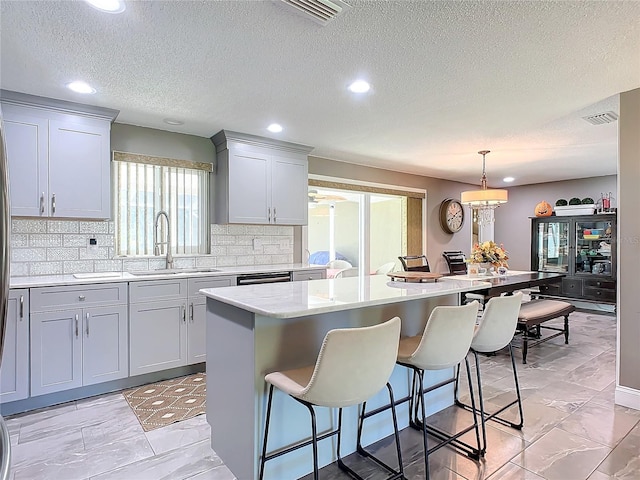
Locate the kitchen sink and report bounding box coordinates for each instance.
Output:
[128,268,220,276]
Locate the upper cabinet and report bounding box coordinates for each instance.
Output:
[1,90,119,219]
[211,130,313,225]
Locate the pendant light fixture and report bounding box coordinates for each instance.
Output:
[460,150,508,225]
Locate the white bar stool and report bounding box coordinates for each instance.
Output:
[259,316,404,480]
[396,301,482,478]
[454,292,524,454]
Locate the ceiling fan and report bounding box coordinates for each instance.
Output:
[308,189,348,203]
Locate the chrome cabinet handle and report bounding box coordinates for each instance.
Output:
[75,314,79,337]
[268,207,271,223]
[40,193,45,214]
[79,295,85,301]
[19,295,24,319]
[181,305,186,323]
[52,193,56,214]
[274,207,276,223]
[86,312,90,336]
[189,303,194,323]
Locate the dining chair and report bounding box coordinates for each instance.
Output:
[398,255,430,272]
[259,317,404,480]
[442,251,468,275]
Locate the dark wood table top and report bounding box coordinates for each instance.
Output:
[469,271,565,298]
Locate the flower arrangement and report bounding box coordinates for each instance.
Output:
[468,241,509,268]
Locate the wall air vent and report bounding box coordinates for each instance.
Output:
[277,0,351,25]
[582,111,619,125]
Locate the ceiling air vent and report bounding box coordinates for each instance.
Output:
[277,0,351,25]
[582,111,619,125]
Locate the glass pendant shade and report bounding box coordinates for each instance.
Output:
[461,150,508,225]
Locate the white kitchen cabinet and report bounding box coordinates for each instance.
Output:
[30,283,129,396]
[129,299,187,376]
[211,130,313,225]
[292,269,326,281]
[1,91,118,219]
[129,276,236,374]
[0,289,30,403]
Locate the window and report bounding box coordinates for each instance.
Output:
[113,152,211,256]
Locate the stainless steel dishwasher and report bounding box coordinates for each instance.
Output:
[236,271,292,286]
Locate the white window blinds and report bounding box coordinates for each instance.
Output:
[113,152,211,256]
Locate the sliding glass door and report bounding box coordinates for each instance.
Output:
[307,187,407,273]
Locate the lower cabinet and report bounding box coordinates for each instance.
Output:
[0,289,30,403]
[292,269,326,281]
[129,275,235,376]
[30,283,129,396]
[129,299,187,376]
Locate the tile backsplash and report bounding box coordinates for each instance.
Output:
[10,219,294,277]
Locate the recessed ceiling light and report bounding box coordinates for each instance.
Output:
[66,81,96,94]
[163,118,184,125]
[503,177,515,183]
[267,123,283,133]
[85,0,126,13]
[348,80,370,93]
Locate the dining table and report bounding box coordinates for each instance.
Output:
[442,270,566,300]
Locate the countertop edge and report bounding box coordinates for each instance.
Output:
[201,279,492,319]
[9,264,326,289]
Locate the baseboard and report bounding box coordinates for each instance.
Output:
[615,385,640,411]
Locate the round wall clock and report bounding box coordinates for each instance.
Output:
[439,198,465,234]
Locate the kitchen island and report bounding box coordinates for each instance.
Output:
[201,274,491,480]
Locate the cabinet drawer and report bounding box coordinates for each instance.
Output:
[583,287,616,302]
[292,270,325,281]
[539,283,562,297]
[31,283,127,312]
[187,276,236,297]
[129,279,188,304]
[561,278,583,297]
[583,278,615,290]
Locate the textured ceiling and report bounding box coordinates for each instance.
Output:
[1,1,639,186]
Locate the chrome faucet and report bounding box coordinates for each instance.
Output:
[153,210,174,269]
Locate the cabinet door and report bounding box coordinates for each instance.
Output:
[49,118,111,219]
[271,153,308,225]
[0,290,29,403]
[227,149,270,224]
[188,297,207,365]
[31,309,83,396]
[129,300,187,376]
[82,305,128,386]
[3,107,49,216]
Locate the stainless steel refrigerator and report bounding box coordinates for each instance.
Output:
[0,108,13,477]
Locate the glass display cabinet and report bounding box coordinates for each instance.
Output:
[531,214,616,304]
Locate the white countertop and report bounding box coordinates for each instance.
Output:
[200,274,492,319]
[9,263,325,289]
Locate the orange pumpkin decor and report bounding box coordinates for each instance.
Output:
[535,200,553,217]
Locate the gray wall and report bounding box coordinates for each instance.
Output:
[111,123,215,165]
[618,88,640,394]
[494,176,617,271]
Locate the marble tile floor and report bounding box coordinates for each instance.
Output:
[4,309,638,480]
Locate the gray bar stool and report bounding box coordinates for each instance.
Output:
[396,301,482,478]
[259,316,404,480]
[454,292,524,454]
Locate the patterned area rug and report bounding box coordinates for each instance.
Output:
[123,373,206,432]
